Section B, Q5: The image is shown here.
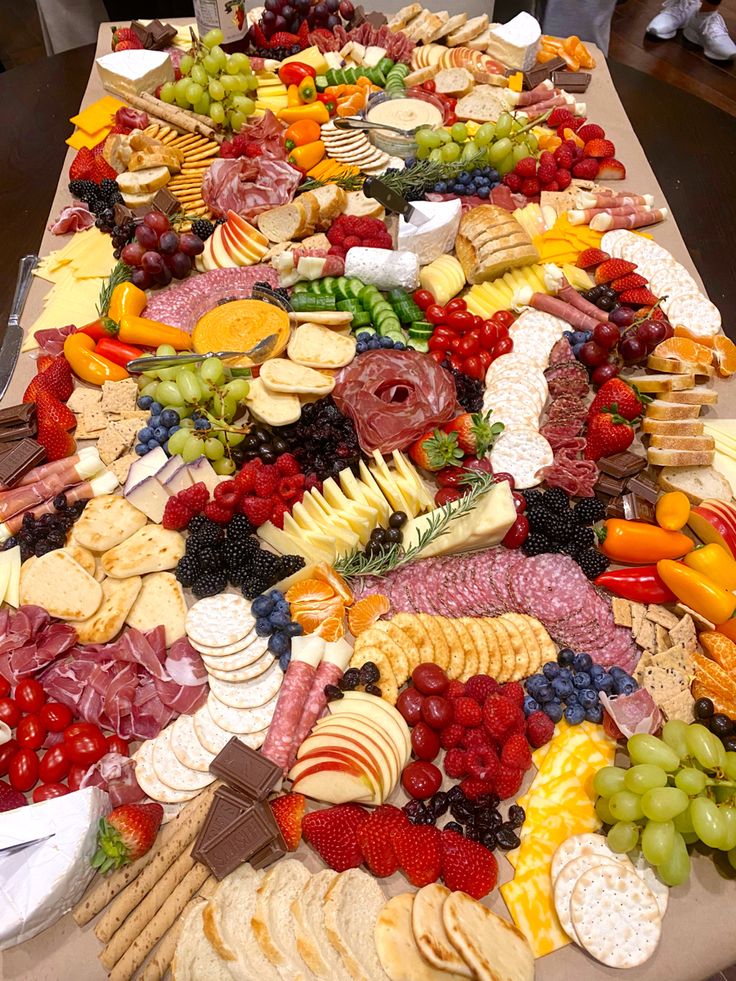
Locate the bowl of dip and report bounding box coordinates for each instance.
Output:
[365,90,445,158]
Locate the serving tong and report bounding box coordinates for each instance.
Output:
[126,333,279,377]
[333,116,429,138]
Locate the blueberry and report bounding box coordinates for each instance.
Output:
[570,331,587,345]
[585,704,604,723]
[590,663,606,679]
[393,341,406,350]
[160,409,180,428]
[356,342,366,353]
[275,600,290,615]
[137,395,153,409]
[285,621,303,637]
[558,667,573,682]
[453,183,465,194]
[565,703,586,725]
[573,671,591,689]
[153,426,168,442]
[523,695,540,716]
[268,590,282,601]
[269,610,291,628]
[544,700,563,723]
[357,332,372,342]
[255,617,272,636]
[552,677,574,700]
[278,652,291,671]
[579,688,598,709]
[616,678,638,696]
[535,682,554,703]
[251,595,275,617]
[150,414,162,428]
[609,666,627,680]
[563,331,574,341]
[194,418,211,430]
[572,343,583,357]
[268,631,290,655]
[139,427,153,442]
[435,181,447,193]
[477,185,490,198]
[566,690,579,705]
[542,662,560,680]
[369,337,381,349]
[147,438,160,450]
[379,336,394,348]
[573,653,593,672]
[135,443,149,456]
[557,648,575,667]
[150,402,163,415]
[594,673,614,693]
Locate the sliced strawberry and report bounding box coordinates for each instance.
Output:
[576,122,605,143]
[596,157,626,180]
[36,355,54,374]
[584,137,616,159]
[23,355,74,403]
[269,31,301,47]
[594,258,637,284]
[611,272,648,292]
[69,147,96,182]
[576,247,610,270]
[35,390,77,431]
[36,420,76,461]
[269,793,305,851]
[618,287,660,307]
[93,157,118,182]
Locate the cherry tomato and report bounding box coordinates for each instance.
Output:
[0,698,20,729]
[446,310,474,332]
[421,79,436,92]
[16,714,47,751]
[444,298,467,314]
[413,289,434,311]
[448,335,461,351]
[502,514,530,549]
[478,350,492,372]
[33,783,70,803]
[65,728,107,766]
[493,310,515,329]
[428,337,449,355]
[428,350,446,365]
[67,763,88,792]
[14,679,45,714]
[0,679,9,699]
[435,486,463,506]
[493,472,516,488]
[461,356,484,380]
[401,760,442,799]
[107,735,129,756]
[0,739,18,777]
[449,354,464,372]
[512,492,527,514]
[426,304,447,325]
[63,722,101,743]
[39,702,73,733]
[9,748,39,793]
[444,112,457,126]
[495,337,513,357]
[481,321,499,348]
[456,334,480,358]
[492,317,510,336]
[39,743,71,783]
[429,328,454,348]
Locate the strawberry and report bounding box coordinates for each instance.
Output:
[568,115,586,131]
[36,355,54,374]
[571,158,599,180]
[594,258,637,284]
[584,137,616,159]
[548,107,575,128]
[500,732,532,770]
[408,428,464,472]
[35,390,76,431]
[115,40,142,51]
[440,829,498,899]
[111,26,142,48]
[576,247,610,270]
[269,792,305,851]
[442,411,500,458]
[611,273,648,292]
[584,409,634,461]
[69,147,95,181]
[0,780,27,813]
[93,157,118,182]
[596,157,626,180]
[356,804,407,877]
[252,22,270,48]
[503,173,523,192]
[239,495,274,526]
[513,157,537,178]
[520,177,540,197]
[269,31,301,47]
[23,355,73,403]
[394,823,442,887]
[37,420,76,461]
[588,378,649,422]
[297,19,310,48]
[618,287,659,307]
[495,764,524,799]
[576,122,605,143]
[92,802,164,873]
[302,803,367,871]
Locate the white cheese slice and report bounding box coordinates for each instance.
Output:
[124,447,169,495]
[126,474,172,524]
[96,49,174,99]
[485,12,541,72]
[398,200,462,265]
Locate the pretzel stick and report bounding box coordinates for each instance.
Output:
[123,92,223,142]
[139,876,217,981]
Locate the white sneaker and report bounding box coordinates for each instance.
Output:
[683,10,736,60]
[646,0,700,39]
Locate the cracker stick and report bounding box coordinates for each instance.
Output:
[139,876,217,981]
[109,863,211,981]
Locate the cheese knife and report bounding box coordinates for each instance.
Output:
[0,255,38,402]
[0,834,54,856]
[362,177,431,227]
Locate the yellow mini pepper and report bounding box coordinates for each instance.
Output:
[288,140,325,170]
[656,490,691,531]
[684,543,736,591]
[287,84,301,107]
[297,75,317,103]
[117,316,191,350]
[63,332,129,386]
[106,281,147,322]
[657,559,736,625]
[596,519,694,564]
[277,102,330,125]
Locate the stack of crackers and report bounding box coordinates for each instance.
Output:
[142,122,219,221]
[67,378,147,482]
[348,612,556,704]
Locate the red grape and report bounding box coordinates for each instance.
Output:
[155,263,173,287]
[339,0,355,16]
[411,722,441,761]
[121,242,145,267]
[262,9,276,26]
[179,232,205,257]
[397,688,424,726]
[158,230,180,255]
[167,252,192,280]
[492,472,515,488]
[592,322,620,350]
[638,320,667,350]
[265,0,279,10]
[609,306,636,328]
[135,225,158,250]
[142,251,164,275]
[143,212,171,234]
[401,760,442,799]
[579,340,608,367]
[421,696,453,730]
[591,362,620,386]
[411,663,449,696]
[130,268,151,290]
[619,334,646,364]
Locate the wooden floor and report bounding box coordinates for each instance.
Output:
[610,0,736,116]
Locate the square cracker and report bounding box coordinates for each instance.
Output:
[612,598,632,628]
[630,602,646,637]
[76,404,108,438]
[101,377,139,415]
[652,645,693,676]
[97,418,142,464]
[659,687,695,723]
[655,625,670,653]
[646,605,679,629]
[640,666,685,703]
[67,387,101,414]
[633,651,655,684]
[674,604,714,633]
[669,614,698,653]
[107,453,137,485]
[635,618,656,652]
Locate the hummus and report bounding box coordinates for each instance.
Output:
[366,97,444,133]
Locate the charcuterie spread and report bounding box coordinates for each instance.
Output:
[4,6,736,980]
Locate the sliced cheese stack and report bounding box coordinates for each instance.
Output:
[465,261,590,317]
[255,70,289,114]
[67,95,126,149]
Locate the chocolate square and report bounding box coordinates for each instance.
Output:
[197,804,278,880]
[597,451,646,479]
[0,439,45,489]
[209,738,282,802]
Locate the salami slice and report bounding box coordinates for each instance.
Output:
[287,657,346,768]
[544,360,590,399]
[261,656,316,771]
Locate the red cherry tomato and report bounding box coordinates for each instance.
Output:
[492,472,516,488]
[39,743,71,783]
[107,735,129,756]
[39,702,73,733]
[456,334,480,358]
[444,112,457,126]
[448,335,461,352]
[512,492,527,514]
[0,739,18,777]
[14,679,46,714]
[428,350,446,365]
[429,329,454,349]
[0,698,20,729]
[65,729,107,767]
[493,310,515,329]
[478,350,492,372]
[67,764,88,792]
[413,289,434,311]
[426,304,447,325]
[445,298,467,314]
[16,714,47,751]
[481,321,499,348]
[63,722,101,743]
[33,783,70,803]
[421,80,436,92]
[448,354,464,372]
[494,337,513,357]
[461,356,484,380]
[9,748,39,793]
[502,514,530,549]
[0,679,9,699]
[428,338,449,356]
[435,486,463,506]
[446,311,474,332]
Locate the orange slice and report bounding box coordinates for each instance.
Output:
[314,563,354,605]
[652,337,714,365]
[291,597,345,634]
[285,578,336,605]
[315,616,345,642]
[700,632,736,673]
[674,324,715,346]
[348,595,391,636]
[713,335,736,377]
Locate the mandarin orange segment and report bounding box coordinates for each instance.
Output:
[347,594,391,636]
[693,652,736,700]
[713,335,736,377]
[285,578,336,605]
[652,337,714,365]
[313,563,354,605]
[700,631,736,672]
[674,324,715,346]
[315,616,345,642]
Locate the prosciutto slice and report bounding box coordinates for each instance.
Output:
[600,689,663,739]
[81,752,144,807]
[49,203,95,235]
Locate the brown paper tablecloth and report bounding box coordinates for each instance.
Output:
[1,24,735,981]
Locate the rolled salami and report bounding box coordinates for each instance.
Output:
[260,635,325,771]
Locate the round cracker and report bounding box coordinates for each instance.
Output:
[133,740,198,805]
[389,614,432,673]
[151,727,215,792]
[207,659,282,709]
[459,617,489,676]
[479,618,503,678]
[631,850,669,917]
[416,614,450,672]
[170,712,215,773]
[570,864,661,968]
[434,618,465,680]
[193,702,268,752]
[484,619,514,682]
[204,649,274,683]
[553,855,622,939]
[497,615,529,681]
[185,593,254,647]
[490,427,553,490]
[551,832,633,883]
[524,616,556,673]
[358,623,410,686]
[207,689,278,734]
[349,646,399,704]
[451,618,478,680]
[501,613,539,678]
[194,630,264,661]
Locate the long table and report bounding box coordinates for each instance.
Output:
[1,22,736,981]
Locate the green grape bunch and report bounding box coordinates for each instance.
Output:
[414,110,544,177]
[593,722,736,887]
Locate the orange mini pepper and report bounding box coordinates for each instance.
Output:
[64,332,129,386]
[117,315,191,350]
[106,281,147,322]
[284,119,322,151]
[288,140,325,170]
[657,560,736,625]
[656,490,691,531]
[596,519,694,564]
[277,102,330,125]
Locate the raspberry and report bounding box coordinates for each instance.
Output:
[513,156,537,178]
[539,150,556,168]
[500,681,525,708]
[269,499,290,529]
[240,495,274,527]
[526,710,555,748]
[537,164,556,185]
[439,724,465,749]
[461,727,493,751]
[343,235,362,249]
[572,158,600,180]
[556,169,572,190]
[483,694,524,742]
[304,473,322,493]
[244,144,261,158]
[445,680,466,700]
[443,748,468,778]
[441,829,497,900]
[544,180,559,192]
[214,480,242,509]
[178,481,209,512]
[394,824,442,887]
[554,146,574,170]
[275,453,301,476]
[459,777,496,800]
[464,675,498,704]
[520,177,540,197]
[162,497,192,530]
[278,474,305,501]
[452,697,482,727]
[503,173,522,192]
[577,122,605,143]
[465,747,499,782]
[203,500,233,524]
[235,458,263,493]
[548,108,574,128]
[500,732,532,772]
[254,465,279,498]
[495,764,524,800]
[362,237,392,250]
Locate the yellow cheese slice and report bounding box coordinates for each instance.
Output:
[66,126,111,150]
[500,874,570,958]
[70,96,126,134]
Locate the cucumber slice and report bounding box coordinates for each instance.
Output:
[345,278,365,299]
[337,299,363,314]
[334,277,351,299]
[351,310,372,328]
[315,74,329,91]
[409,337,429,353]
[377,57,394,75]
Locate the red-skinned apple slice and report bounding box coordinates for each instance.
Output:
[298,726,396,798]
[227,209,268,248]
[297,745,384,802]
[312,714,401,790]
[288,753,378,804]
[328,691,411,764]
[220,220,263,266]
[689,501,736,557]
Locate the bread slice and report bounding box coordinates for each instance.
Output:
[447,14,489,45]
[323,868,390,981]
[648,434,715,451]
[301,232,331,251]
[103,133,132,172]
[387,3,421,30]
[433,12,467,41]
[292,869,352,980]
[648,354,715,378]
[376,892,468,981]
[404,65,439,87]
[299,191,320,237]
[658,465,733,504]
[127,148,182,173]
[434,68,474,96]
[116,166,170,194]
[309,184,347,229]
[466,27,494,50]
[646,400,702,420]
[122,190,157,208]
[424,12,451,44]
[455,85,514,123]
[443,891,534,981]
[172,898,232,981]
[252,859,315,979]
[634,373,696,393]
[647,447,715,467]
[258,204,308,243]
[402,10,432,40]
[343,190,385,219]
[412,884,473,978]
[659,384,718,405]
[641,418,705,436]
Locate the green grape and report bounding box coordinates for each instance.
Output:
[450,122,468,143]
[166,428,190,456]
[180,417,195,429]
[213,457,236,475]
[186,82,204,104]
[140,380,159,398]
[220,75,238,94]
[181,434,204,463]
[494,112,512,139]
[157,366,180,382]
[231,94,253,113]
[230,52,250,71]
[228,73,247,93]
[415,145,431,160]
[425,129,445,149]
[625,764,668,795]
[724,752,736,780]
[607,821,639,853]
[191,64,208,87]
[721,805,736,850]
[225,378,250,401]
[193,94,211,116]
[175,77,190,97]
[209,102,226,126]
[436,128,452,144]
[229,111,246,133]
[414,128,436,149]
[225,55,242,75]
[511,143,528,166]
[662,719,691,760]
[175,90,190,109]
[674,805,695,834]
[428,148,443,164]
[179,54,194,75]
[691,796,726,848]
[609,791,644,823]
[241,96,256,117]
[210,45,227,69]
[488,138,513,165]
[686,723,726,771]
[641,787,689,822]
[657,831,690,886]
[246,74,260,92]
[202,27,224,47]
[627,733,680,772]
[475,123,495,145]
[212,393,237,420]
[208,78,225,101]
[223,430,246,447]
[595,796,615,825]
[496,153,515,176]
[594,766,627,799]
[204,437,225,461]
[156,344,177,357]
[714,784,734,804]
[176,370,202,404]
[461,140,479,162]
[642,820,675,865]
[675,767,708,795]
[200,357,225,385]
[682,831,699,844]
[155,381,185,406]
[202,54,218,75]
[526,133,538,152]
[440,142,461,162]
[160,82,176,104]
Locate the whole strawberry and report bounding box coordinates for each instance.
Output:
[0,780,27,813]
[587,378,649,422]
[443,410,502,458]
[394,823,442,887]
[269,792,305,851]
[584,410,634,461]
[92,802,164,873]
[302,803,367,871]
[440,829,498,899]
[356,804,407,877]
[409,428,464,472]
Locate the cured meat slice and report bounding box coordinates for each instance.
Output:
[549,336,575,365]
[262,656,316,771]
[142,266,278,331]
[546,395,588,427]
[288,656,347,769]
[544,360,589,399]
[600,689,662,737]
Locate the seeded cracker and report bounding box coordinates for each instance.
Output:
[97,418,142,464]
[652,644,693,676]
[629,601,646,637]
[101,377,139,415]
[646,604,680,630]
[107,453,138,485]
[668,613,698,653]
[611,598,632,628]
[674,603,714,632]
[659,687,695,722]
[655,624,670,653]
[67,387,101,414]
[76,404,108,438]
[635,617,656,652]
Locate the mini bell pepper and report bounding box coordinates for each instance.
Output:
[684,543,736,591]
[277,102,330,125]
[594,566,677,604]
[106,281,147,322]
[655,490,691,531]
[278,62,316,87]
[716,617,736,644]
[298,76,317,104]
[117,316,191,350]
[63,332,129,386]
[79,319,109,341]
[315,92,337,115]
[95,337,144,367]
[287,84,302,107]
[284,119,322,151]
[596,519,694,564]
[657,559,736,625]
[288,140,325,170]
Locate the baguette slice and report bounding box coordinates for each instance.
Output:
[646,400,702,420]
[447,14,489,45]
[647,354,714,377]
[309,184,347,229]
[127,148,182,173]
[292,870,352,981]
[424,12,451,44]
[648,434,715,451]
[647,447,715,467]
[658,465,733,504]
[433,12,467,41]
[252,860,315,979]
[172,898,232,981]
[387,3,421,30]
[659,384,718,404]
[641,418,705,436]
[455,85,509,122]
[403,65,440,87]
[344,190,385,219]
[299,191,320,236]
[466,27,494,51]
[324,868,390,981]
[434,68,474,96]
[634,373,696,393]
[258,203,308,243]
[116,165,170,194]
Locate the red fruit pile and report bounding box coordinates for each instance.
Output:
[69,146,118,183]
[111,26,143,51]
[417,292,515,380]
[219,134,263,159]
[23,356,77,461]
[327,215,392,259]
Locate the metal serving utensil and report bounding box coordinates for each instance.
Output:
[126,332,279,375]
[333,116,429,138]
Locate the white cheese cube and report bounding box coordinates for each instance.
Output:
[485,12,541,72]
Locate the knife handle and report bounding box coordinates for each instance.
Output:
[9,255,38,327]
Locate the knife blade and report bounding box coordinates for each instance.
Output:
[0,255,38,402]
[362,177,431,226]
[0,834,54,856]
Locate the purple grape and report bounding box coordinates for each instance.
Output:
[339,0,354,16]
[135,225,158,250]
[274,14,286,29]
[141,250,164,275]
[167,252,192,280]
[326,13,339,27]
[178,232,205,257]
[281,4,294,17]
[264,0,281,11]
[326,0,339,10]
[155,263,172,287]
[158,230,180,255]
[130,267,151,290]
[262,10,276,27]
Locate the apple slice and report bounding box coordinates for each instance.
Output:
[300,726,395,799]
[312,713,401,792]
[689,501,736,558]
[289,753,378,805]
[209,224,237,268]
[227,209,268,248]
[329,691,412,764]
[221,220,264,266]
[297,744,385,803]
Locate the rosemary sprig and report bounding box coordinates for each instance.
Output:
[299,170,365,194]
[334,470,494,580]
[375,150,487,199]
[96,261,133,319]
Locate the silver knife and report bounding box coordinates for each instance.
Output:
[0,833,54,856]
[0,255,38,402]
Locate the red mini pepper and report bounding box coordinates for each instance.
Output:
[278,62,316,86]
[316,92,337,115]
[95,337,145,367]
[79,319,108,341]
[594,566,677,604]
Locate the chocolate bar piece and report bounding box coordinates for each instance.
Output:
[0,403,35,427]
[552,71,591,93]
[627,473,659,503]
[250,838,285,870]
[622,491,656,523]
[0,439,45,490]
[113,203,135,227]
[522,56,566,89]
[0,422,37,444]
[191,787,250,863]
[598,451,646,480]
[595,474,627,499]
[131,19,177,50]
[196,802,278,880]
[209,738,282,802]
[152,188,180,217]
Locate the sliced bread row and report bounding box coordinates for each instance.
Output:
[257,185,347,243]
[455,204,539,285]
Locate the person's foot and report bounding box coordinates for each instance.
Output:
[683,10,736,60]
[646,0,700,39]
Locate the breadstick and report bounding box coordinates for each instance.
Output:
[93,783,217,942]
[109,863,211,981]
[139,876,216,981]
[126,92,223,142]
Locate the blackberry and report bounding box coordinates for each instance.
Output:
[524,504,546,532]
[100,178,119,198]
[541,487,570,513]
[187,514,209,534]
[536,509,575,543]
[572,497,606,526]
[191,218,215,241]
[241,574,269,599]
[222,541,248,577]
[577,548,609,581]
[68,179,97,202]
[192,571,228,598]
[522,532,552,557]
[280,553,305,577]
[522,489,545,508]
[197,548,224,574]
[175,554,200,587]
[557,542,580,559]
[226,513,255,542]
[188,519,225,549]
